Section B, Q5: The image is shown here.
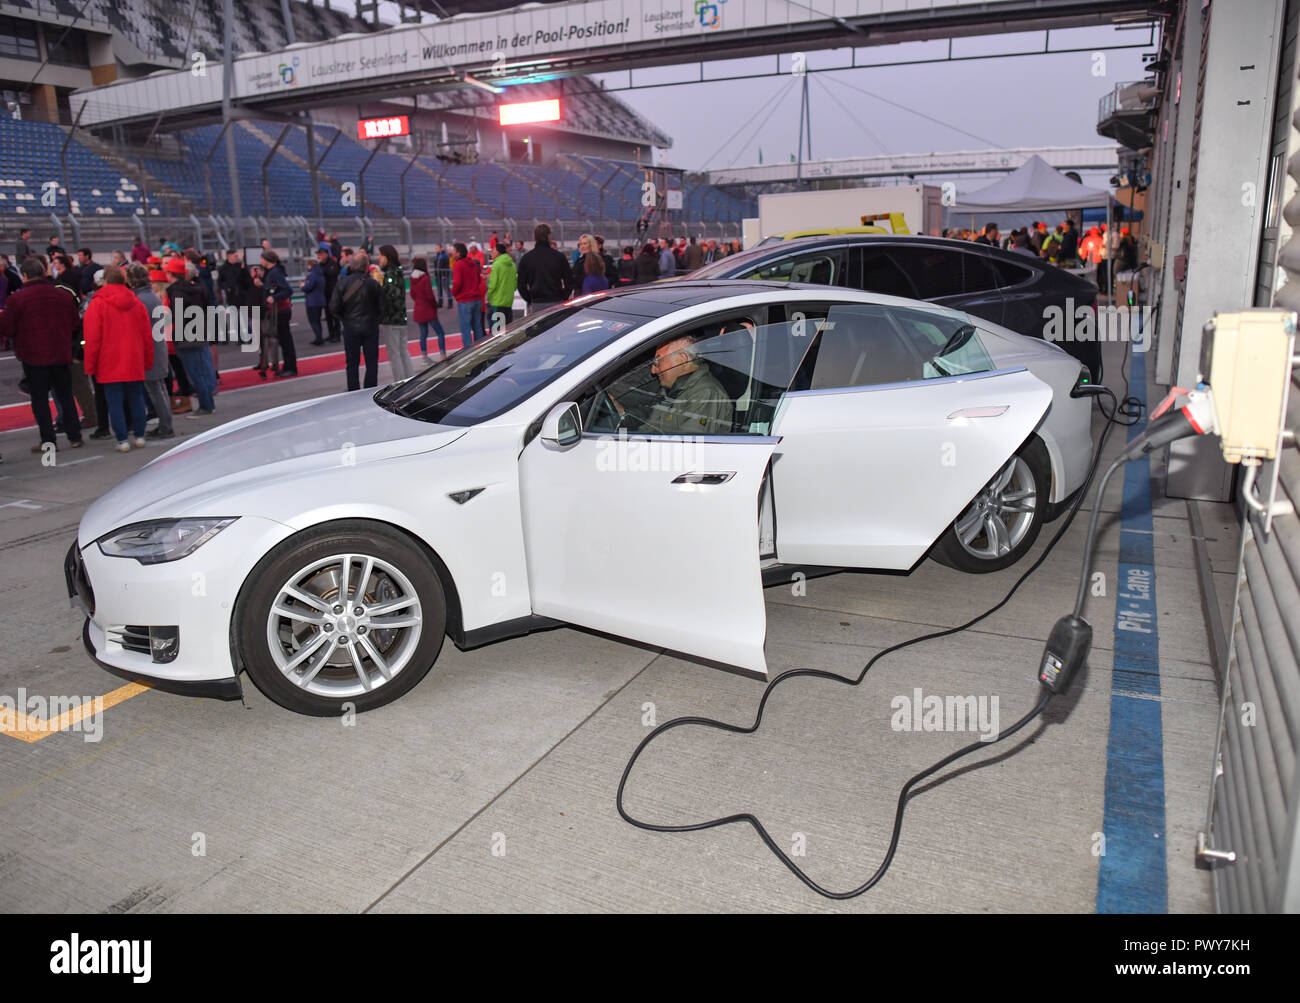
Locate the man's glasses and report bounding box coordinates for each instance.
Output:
[651,350,685,371]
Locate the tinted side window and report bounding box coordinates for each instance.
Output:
[962,253,1000,294]
[885,246,965,299]
[806,304,993,390]
[849,247,919,299]
[991,258,1035,288]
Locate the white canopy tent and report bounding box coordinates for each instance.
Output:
[948,154,1111,214]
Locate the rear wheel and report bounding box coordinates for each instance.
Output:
[235,522,446,715]
[931,437,1051,574]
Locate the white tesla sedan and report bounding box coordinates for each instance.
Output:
[65,282,1094,715]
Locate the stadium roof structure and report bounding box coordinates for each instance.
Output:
[72,0,1157,130]
[414,77,671,150]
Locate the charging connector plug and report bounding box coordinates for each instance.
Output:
[1038,615,1092,694]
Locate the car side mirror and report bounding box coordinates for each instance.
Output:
[540,402,582,450]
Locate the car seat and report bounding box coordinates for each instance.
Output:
[810,315,919,389]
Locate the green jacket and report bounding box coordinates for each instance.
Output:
[640,364,734,435]
[379,264,407,325]
[487,253,517,308]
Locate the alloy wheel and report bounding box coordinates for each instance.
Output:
[265,553,423,698]
[951,455,1038,560]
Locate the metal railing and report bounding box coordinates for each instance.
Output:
[0,215,745,262]
[1098,81,1159,122]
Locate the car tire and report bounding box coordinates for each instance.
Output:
[234,521,446,716]
[931,436,1051,574]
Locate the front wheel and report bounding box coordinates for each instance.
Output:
[931,437,1051,574]
[235,521,447,715]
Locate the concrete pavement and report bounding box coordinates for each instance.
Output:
[0,339,1227,912]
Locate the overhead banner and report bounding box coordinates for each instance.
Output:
[70,0,1003,126]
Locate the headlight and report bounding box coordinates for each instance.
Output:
[97,518,237,565]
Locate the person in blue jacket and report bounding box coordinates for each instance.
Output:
[301,256,327,345]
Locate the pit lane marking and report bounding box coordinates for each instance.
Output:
[0,682,153,743]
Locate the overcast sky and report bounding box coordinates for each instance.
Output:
[593,24,1153,178]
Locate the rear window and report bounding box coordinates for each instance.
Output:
[992,258,1035,287]
[962,254,1000,294]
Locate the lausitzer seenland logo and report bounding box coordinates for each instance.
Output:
[151,299,261,352]
[695,0,728,29]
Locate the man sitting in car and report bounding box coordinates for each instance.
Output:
[611,333,734,434]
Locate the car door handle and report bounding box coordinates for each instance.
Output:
[672,471,736,485]
[947,405,1010,419]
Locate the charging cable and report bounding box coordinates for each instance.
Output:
[617,384,1214,899]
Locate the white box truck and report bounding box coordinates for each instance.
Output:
[753,184,943,244]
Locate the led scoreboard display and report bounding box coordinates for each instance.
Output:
[498,100,561,126]
[357,115,410,140]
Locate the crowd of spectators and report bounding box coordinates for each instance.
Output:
[941,218,1141,295]
[0,221,753,461]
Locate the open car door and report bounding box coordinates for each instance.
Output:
[519,427,778,674]
[516,304,822,675]
[770,301,1053,569]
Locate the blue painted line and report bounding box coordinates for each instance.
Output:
[1096,348,1168,914]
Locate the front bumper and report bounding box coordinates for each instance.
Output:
[65,514,295,694]
[81,618,243,700]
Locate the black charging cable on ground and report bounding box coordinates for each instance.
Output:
[617,383,1179,899]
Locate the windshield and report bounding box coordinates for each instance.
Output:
[373,303,650,425]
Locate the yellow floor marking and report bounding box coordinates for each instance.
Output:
[0,681,153,743]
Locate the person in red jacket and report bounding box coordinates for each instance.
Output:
[450,242,486,346]
[83,265,155,452]
[408,256,448,363]
[0,256,84,453]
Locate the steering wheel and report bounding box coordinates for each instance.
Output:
[585,387,622,432]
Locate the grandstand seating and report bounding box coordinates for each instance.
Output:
[0,0,757,225]
[0,115,756,224]
[0,115,160,217]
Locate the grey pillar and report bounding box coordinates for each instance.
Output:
[222,0,243,246]
[279,0,297,44]
[1168,0,1286,500]
[305,116,321,223]
[1153,6,1205,386]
